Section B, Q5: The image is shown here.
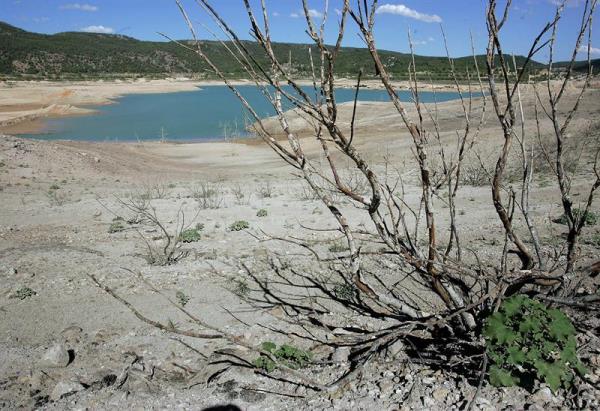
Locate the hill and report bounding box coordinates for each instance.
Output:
[0,21,547,81]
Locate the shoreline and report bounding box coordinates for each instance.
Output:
[0,78,464,137]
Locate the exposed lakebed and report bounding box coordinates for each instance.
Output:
[21,85,470,141]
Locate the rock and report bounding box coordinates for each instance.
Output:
[60,326,83,345]
[432,387,450,403]
[378,380,394,395]
[331,347,351,363]
[531,387,553,404]
[386,339,406,359]
[39,343,70,368]
[50,380,84,401]
[93,156,100,163]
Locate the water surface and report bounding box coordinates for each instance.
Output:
[22,85,468,141]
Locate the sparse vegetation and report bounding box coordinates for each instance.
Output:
[179,227,201,243]
[229,220,249,231]
[484,295,585,392]
[108,221,125,233]
[256,181,273,198]
[256,209,268,217]
[190,182,224,209]
[253,341,312,373]
[553,209,598,226]
[10,286,36,300]
[176,291,190,307]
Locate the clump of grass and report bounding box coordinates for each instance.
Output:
[329,241,349,253]
[553,209,598,226]
[584,233,600,246]
[256,209,268,217]
[233,279,250,297]
[176,291,190,307]
[10,286,36,300]
[190,182,224,209]
[108,221,126,233]
[49,183,60,190]
[253,342,312,373]
[257,181,274,198]
[229,220,250,231]
[179,227,201,243]
[333,283,355,300]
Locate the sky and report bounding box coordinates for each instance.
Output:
[1,0,598,61]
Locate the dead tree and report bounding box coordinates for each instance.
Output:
[92,0,599,392]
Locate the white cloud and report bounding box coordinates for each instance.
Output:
[290,9,323,19]
[32,17,50,23]
[376,4,442,23]
[60,3,98,12]
[272,11,280,17]
[413,37,435,46]
[307,9,323,18]
[80,25,114,34]
[578,45,600,55]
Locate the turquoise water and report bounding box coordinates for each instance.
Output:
[22,85,467,142]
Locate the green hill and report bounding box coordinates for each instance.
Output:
[0,21,548,81]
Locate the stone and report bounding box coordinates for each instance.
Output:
[50,380,85,401]
[378,380,394,395]
[39,343,70,368]
[386,339,406,359]
[432,388,450,403]
[331,347,351,363]
[60,326,83,345]
[531,387,553,404]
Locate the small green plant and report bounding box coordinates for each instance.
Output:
[253,341,312,373]
[233,279,250,297]
[176,291,190,307]
[584,233,600,246]
[328,241,349,253]
[10,286,36,300]
[49,183,60,190]
[553,208,598,226]
[229,220,250,231]
[333,283,355,300]
[256,209,268,217]
[484,295,586,392]
[179,228,201,243]
[108,221,125,233]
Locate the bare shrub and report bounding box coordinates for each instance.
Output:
[190,182,224,209]
[231,183,249,205]
[256,181,274,198]
[93,0,599,397]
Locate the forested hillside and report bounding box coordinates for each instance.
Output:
[2,21,592,80]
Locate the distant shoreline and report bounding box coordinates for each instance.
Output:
[0,78,464,137]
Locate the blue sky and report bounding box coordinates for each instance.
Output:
[1,1,598,61]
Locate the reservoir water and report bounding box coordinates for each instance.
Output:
[22,85,468,142]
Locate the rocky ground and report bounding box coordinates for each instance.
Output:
[0,84,599,410]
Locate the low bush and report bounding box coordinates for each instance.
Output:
[553,208,598,226]
[108,221,125,233]
[229,220,250,231]
[256,209,268,217]
[10,286,36,300]
[253,341,312,373]
[484,295,586,392]
[179,227,201,243]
